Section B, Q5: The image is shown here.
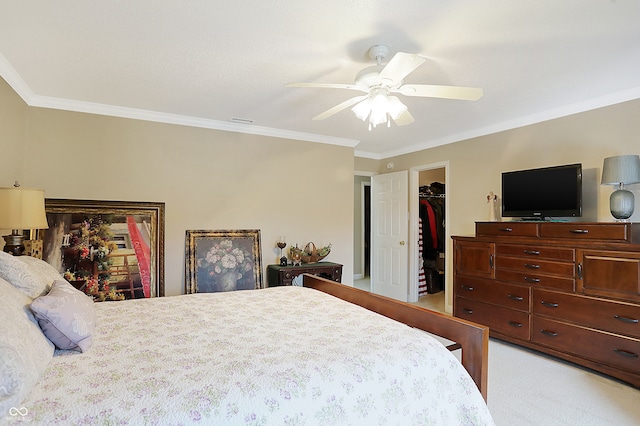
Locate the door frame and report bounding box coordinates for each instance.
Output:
[409,161,450,308]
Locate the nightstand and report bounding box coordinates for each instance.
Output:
[267,262,343,286]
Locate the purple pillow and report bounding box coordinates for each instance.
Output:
[30,280,96,352]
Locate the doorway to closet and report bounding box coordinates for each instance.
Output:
[413,165,446,313]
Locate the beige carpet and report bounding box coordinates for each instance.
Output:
[488,339,640,425]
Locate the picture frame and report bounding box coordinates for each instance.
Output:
[185,229,262,294]
[43,199,165,300]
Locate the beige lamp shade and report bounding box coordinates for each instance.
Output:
[0,187,49,230]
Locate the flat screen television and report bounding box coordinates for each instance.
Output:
[501,163,582,220]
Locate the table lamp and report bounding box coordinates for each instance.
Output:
[601,155,640,221]
[0,184,49,255]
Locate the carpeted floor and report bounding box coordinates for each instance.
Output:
[488,339,640,425]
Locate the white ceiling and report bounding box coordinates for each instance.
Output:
[1,1,640,159]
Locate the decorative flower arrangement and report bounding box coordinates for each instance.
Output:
[66,216,120,297]
[200,239,253,280]
[85,277,102,295]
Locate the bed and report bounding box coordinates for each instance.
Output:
[0,252,493,425]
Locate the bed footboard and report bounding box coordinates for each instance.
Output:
[303,274,488,400]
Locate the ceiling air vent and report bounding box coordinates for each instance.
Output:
[230,117,254,125]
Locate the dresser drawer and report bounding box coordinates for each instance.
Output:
[454,241,494,278]
[578,250,640,303]
[533,288,640,339]
[455,276,530,311]
[540,223,632,242]
[455,297,530,340]
[496,244,575,262]
[495,269,575,292]
[532,316,640,373]
[496,256,574,277]
[476,222,539,237]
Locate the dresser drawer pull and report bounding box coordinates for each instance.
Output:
[524,276,540,283]
[523,249,540,256]
[499,227,513,232]
[461,285,474,291]
[508,321,523,328]
[541,301,559,308]
[577,263,583,280]
[540,329,558,337]
[614,315,639,324]
[569,229,589,234]
[524,263,540,269]
[508,294,524,301]
[613,349,639,358]
[462,308,474,314]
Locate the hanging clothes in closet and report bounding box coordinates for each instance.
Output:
[418,182,445,295]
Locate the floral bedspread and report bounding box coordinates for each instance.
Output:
[12,286,494,425]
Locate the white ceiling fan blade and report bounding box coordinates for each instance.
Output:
[378,52,426,86]
[313,95,368,120]
[286,82,368,93]
[392,109,415,126]
[395,84,483,100]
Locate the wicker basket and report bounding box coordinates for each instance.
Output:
[301,242,329,263]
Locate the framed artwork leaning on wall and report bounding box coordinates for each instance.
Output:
[185,229,263,294]
[43,199,165,300]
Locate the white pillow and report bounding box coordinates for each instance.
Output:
[15,255,65,288]
[0,251,62,299]
[31,280,96,353]
[0,276,55,418]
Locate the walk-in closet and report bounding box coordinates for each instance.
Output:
[418,168,445,305]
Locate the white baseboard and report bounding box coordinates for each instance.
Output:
[353,273,363,280]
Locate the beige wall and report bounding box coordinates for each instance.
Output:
[0,78,355,295]
[419,169,445,187]
[388,99,640,234]
[0,78,27,184]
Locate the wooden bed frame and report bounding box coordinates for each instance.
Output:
[303,274,489,400]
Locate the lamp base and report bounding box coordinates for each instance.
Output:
[610,188,635,221]
[3,233,25,256]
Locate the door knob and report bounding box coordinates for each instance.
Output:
[399,241,406,245]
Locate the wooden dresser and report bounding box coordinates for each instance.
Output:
[453,222,640,387]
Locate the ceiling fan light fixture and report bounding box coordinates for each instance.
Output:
[352,98,372,121]
[352,92,408,130]
[387,96,408,120]
[369,92,390,128]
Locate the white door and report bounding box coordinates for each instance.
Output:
[371,171,409,301]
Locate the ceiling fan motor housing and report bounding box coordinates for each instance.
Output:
[355,65,388,90]
[368,44,390,62]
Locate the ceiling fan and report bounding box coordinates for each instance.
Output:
[286,44,483,130]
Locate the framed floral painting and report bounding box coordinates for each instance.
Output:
[185,229,263,293]
[43,199,165,301]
